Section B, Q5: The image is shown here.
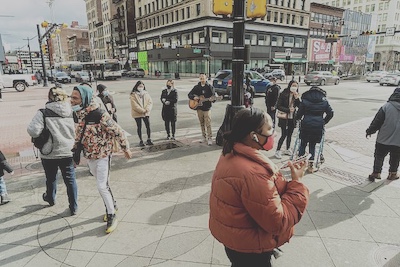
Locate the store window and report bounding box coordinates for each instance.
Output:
[284,36,294,47]
[295,37,305,48]
[258,34,271,45]
[271,35,283,46]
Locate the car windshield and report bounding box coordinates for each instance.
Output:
[309,71,321,74]
[215,71,231,79]
[56,72,68,77]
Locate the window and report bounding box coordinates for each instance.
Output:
[212,31,227,43]
[379,36,384,44]
[287,0,291,7]
[292,14,295,24]
[258,34,271,45]
[295,37,305,48]
[381,24,386,31]
[300,16,304,26]
[379,2,383,10]
[175,10,178,21]
[274,12,278,22]
[286,13,290,24]
[171,12,174,22]
[293,0,296,8]
[281,0,284,6]
[382,13,387,21]
[187,7,190,19]
[267,10,271,21]
[365,5,369,12]
[284,36,294,47]
[371,4,375,11]
[271,35,283,46]
[196,3,201,16]
[181,8,184,20]
[280,12,284,23]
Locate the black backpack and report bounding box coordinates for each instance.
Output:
[32,109,61,154]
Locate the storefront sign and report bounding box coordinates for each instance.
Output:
[311,39,332,62]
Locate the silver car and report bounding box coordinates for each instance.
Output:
[366,71,388,82]
[304,71,340,86]
[379,73,400,86]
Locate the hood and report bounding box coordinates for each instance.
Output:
[388,88,400,103]
[301,86,327,103]
[74,85,93,108]
[45,101,73,118]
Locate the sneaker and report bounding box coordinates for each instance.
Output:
[171,136,176,140]
[139,140,145,147]
[387,172,399,181]
[103,206,119,222]
[105,214,118,234]
[275,150,282,159]
[368,172,381,181]
[146,139,154,145]
[207,139,213,146]
[200,137,207,143]
[307,161,314,173]
[70,209,78,216]
[283,149,293,156]
[1,194,11,205]
[166,135,171,140]
[42,193,55,206]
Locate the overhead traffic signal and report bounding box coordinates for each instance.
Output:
[325,34,339,43]
[155,43,163,48]
[41,44,48,54]
[361,30,376,35]
[183,44,192,49]
[246,0,267,18]
[213,0,233,16]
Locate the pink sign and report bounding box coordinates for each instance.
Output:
[339,54,355,62]
[311,39,332,62]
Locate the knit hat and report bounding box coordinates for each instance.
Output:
[97,84,107,93]
[48,87,69,102]
[73,85,93,108]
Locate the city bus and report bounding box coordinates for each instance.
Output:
[82,59,122,80]
[55,61,83,78]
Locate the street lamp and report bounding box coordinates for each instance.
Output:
[37,21,68,87]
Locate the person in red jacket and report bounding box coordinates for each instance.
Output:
[209,107,309,267]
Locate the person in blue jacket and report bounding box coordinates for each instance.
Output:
[296,86,334,172]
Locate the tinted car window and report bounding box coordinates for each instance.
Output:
[252,72,264,79]
[215,71,232,79]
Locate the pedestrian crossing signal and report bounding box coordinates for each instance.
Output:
[213,0,233,16]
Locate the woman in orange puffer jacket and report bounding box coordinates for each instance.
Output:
[209,107,309,267]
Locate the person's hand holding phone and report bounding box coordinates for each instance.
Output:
[289,160,308,181]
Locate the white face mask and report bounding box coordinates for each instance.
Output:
[137,86,144,92]
[290,87,298,92]
[72,104,82,112]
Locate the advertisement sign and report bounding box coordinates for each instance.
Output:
[311,39,332,62]
[366,36,376,63]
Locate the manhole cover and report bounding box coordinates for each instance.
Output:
[144,141,184,153]
[26,161,44,171]
[319,167,366,185]
[371,245,400,266]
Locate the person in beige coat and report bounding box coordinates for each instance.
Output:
[130,81,153,146]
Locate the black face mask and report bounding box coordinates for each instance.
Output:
[167,85,171,89]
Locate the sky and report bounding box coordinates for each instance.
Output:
[0,0,87,52]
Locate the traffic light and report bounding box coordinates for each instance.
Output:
[155,43,163,48]
[183,44,192,49]
[361,30,376,35]
[213,0,233,16]
[246,0,267,18]
[41,44,48,54]
[325,34,339,43]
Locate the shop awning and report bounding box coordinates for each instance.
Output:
[273,58,307,63]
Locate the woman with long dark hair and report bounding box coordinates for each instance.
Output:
[130,81,153,146]
[160,79,178,140]
[275,80,300,159]
[210,107,309,267]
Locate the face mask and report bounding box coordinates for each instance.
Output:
[72,104,82,112]
[254,132,275,151]
[167,85,171,89]
[138,86,144,91]
[290,87,298,92]
[102,91,109,96]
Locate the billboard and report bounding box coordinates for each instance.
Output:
[310,39,332,62]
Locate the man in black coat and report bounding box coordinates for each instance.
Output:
[296,86,334,170]
[265,76,280,127]
[188,73,215,145]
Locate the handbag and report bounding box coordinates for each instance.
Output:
[277,110,288,119]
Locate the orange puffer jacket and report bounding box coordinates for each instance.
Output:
[209,142,309,253]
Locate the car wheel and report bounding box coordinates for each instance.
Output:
[335,79,339,85]
[380,83,384,86]
[14,81,26,92]
[367,80,370,82]
[320,80,326,86]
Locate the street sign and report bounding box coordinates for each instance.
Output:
[285,48,291,60]
[350,30,358,39]
[193,48,201,54]
[386,27,395,36]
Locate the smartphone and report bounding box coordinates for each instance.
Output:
[280,154,311,169]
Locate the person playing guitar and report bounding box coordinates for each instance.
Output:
[188,73,216,146]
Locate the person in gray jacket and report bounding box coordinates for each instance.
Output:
[27,87,78,215]
[366,88,400,181]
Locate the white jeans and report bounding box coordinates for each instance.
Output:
[88,156,116,214]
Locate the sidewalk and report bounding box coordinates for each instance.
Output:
[1,120,400,267]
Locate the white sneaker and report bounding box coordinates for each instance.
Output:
[207,139,213,146]
[283,149,293,156]
[200,138,207,143]
[275,150,282,159]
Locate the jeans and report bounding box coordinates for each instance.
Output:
[298,139,317,160]
[41,157,78,212]
[373,142,400,173]
[225,247,272,267]
[0,176,7,195]
[88,156,116,215]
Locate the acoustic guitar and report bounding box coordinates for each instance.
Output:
[189,95,223,110]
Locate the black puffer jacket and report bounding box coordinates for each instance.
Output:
[296,86,334,140]
[0,151,13,177]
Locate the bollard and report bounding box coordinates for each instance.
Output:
[298,75,301,83]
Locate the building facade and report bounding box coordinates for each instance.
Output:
[133,0,310,76]
[317,0,400,71]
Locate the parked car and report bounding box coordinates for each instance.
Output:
[213,70,271,97]
[55,72,72,83]
[127,68,145,78]
[366,71,388,82]
[264,69,286,80]
[304,71,340,86]
[75,71,90,83]
[121,69,129,77]
[0,73,36,92]
[379,73,400,86]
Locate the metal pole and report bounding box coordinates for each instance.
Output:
[37,24,48,87]
[25,38,34,73]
